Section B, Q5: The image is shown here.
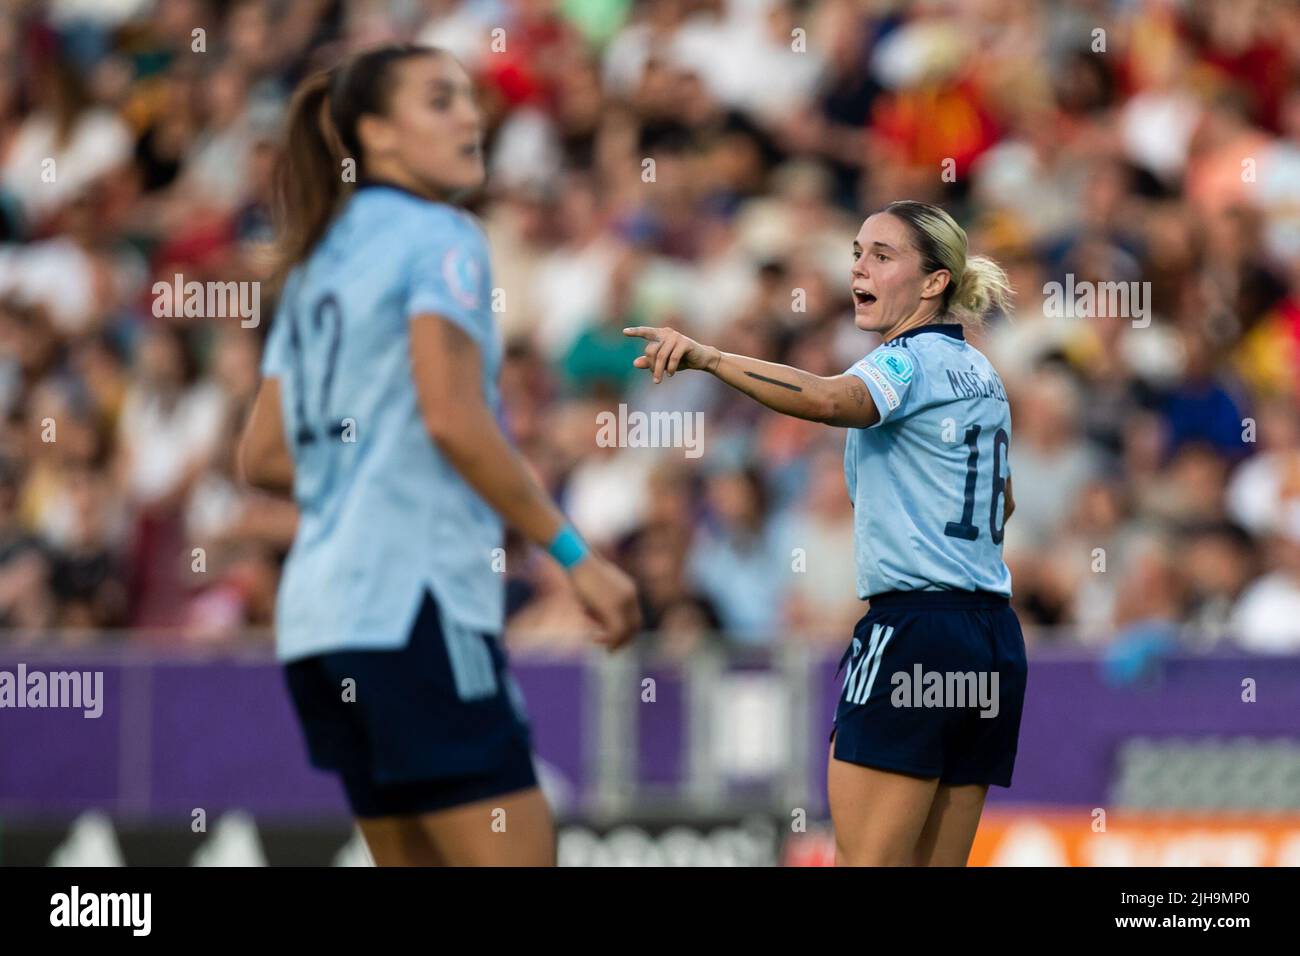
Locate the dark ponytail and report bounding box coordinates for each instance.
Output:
[270,44,442,286]
[271,70,342,286]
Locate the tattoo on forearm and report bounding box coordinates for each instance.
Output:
[849,381,866,407]
[744,371,803,392]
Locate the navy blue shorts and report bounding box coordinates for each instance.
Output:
[831,590,1027,788]
[284,589,537,818]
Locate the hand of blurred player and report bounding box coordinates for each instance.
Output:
[568,555,641,651]
[623,326,720,384]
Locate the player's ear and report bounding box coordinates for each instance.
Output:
[356,112,397,159]
[920,269,951,302]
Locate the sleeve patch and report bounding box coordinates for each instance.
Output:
[860,361,901,410]
[441,246,482,310]
[872,349,914,385]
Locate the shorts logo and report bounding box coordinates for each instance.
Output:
[441,247,482,310]
[873,350,914,385]
[843,624,895,705]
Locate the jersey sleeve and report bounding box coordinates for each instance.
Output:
[405,209,490,341]
[846,346,923,426]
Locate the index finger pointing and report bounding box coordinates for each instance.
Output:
[622,327,659,341]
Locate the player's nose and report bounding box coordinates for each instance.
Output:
[455,95,483,130]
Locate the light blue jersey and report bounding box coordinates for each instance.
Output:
[261,182,504,662]
[844,323,1013,599]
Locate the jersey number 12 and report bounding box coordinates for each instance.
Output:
[285,291,346,512]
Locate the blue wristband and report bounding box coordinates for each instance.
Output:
[547,525,590,569]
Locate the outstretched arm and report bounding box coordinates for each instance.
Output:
[623,326,879,429]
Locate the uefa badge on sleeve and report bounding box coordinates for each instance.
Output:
[441,247,482,310]
[873,350,914,386]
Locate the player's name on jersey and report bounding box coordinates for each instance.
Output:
[945,368,1008,403]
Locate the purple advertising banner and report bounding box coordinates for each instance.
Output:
[1,649,1297,820]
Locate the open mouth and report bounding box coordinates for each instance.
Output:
[460,142,481,158]
[852,289,876,306]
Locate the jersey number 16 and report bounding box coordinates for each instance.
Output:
[944,425,1009,545]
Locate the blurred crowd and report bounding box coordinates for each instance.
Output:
[0,0,1297,657]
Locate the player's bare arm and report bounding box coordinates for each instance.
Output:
[623,325,879,429]
[413,313,640,649]
[238,377,295,493]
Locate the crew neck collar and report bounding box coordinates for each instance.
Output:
[355,178,443,203]
[888,323,964,342]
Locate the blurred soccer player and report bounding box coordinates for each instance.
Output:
[625,201,1025,866]
[238,45,640,866]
